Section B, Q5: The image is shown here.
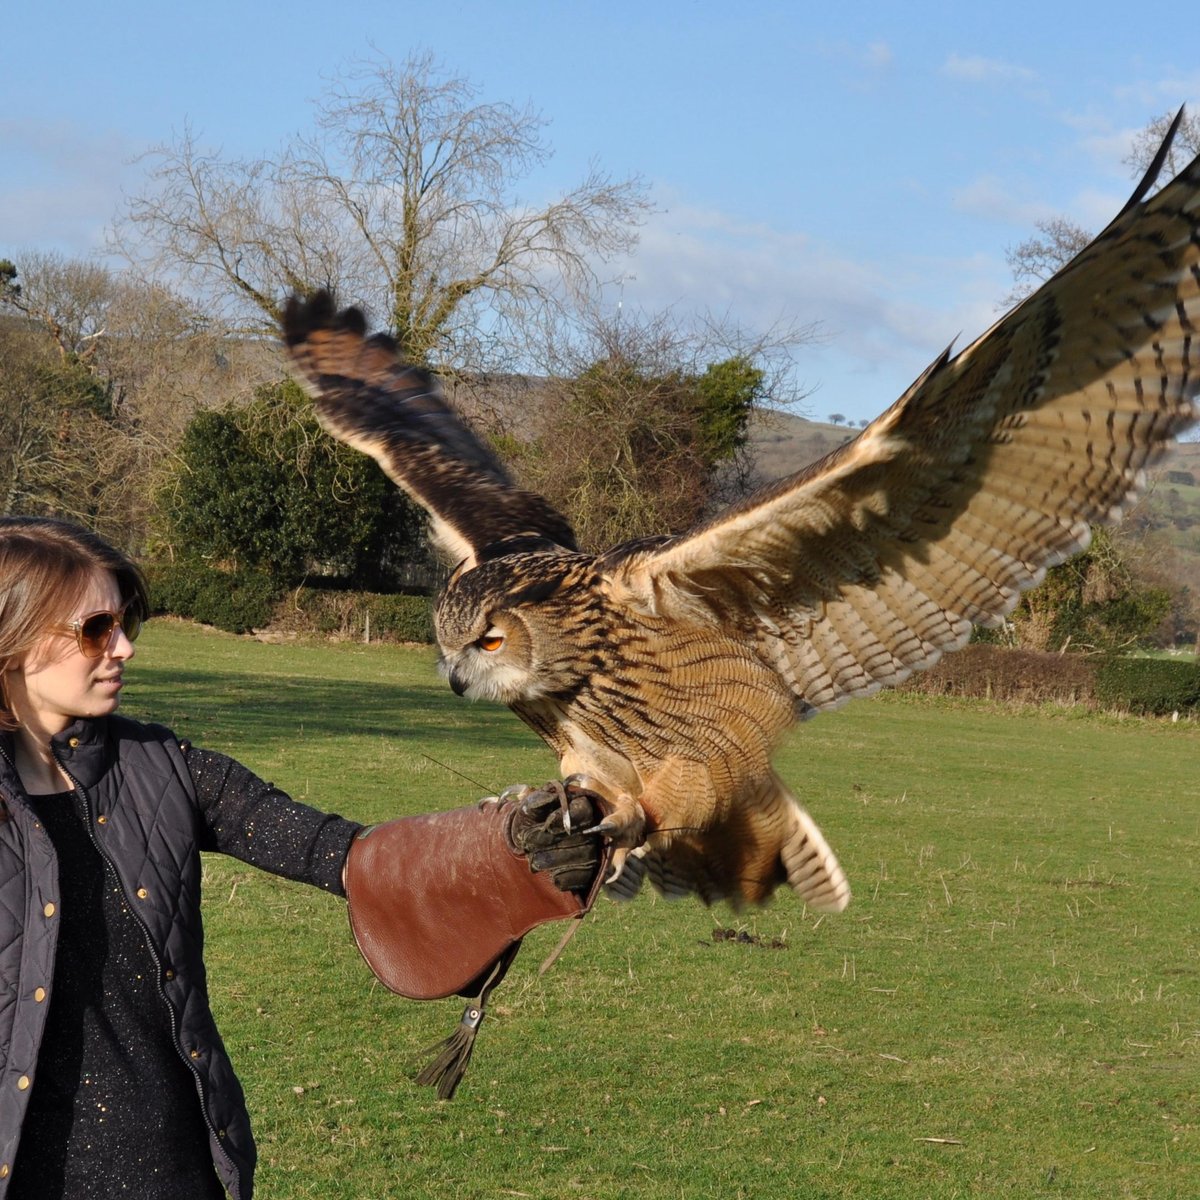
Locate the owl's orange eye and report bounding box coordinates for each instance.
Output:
[477,632,505,652]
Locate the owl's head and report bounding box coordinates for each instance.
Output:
[434,552,599,705]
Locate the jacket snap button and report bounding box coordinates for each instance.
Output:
[0,1163,8,1178]
[68,737,79,748]
[136,888,148,900]
[16,1076,29,1091]
[97,815,107,825]
[164,969,175,981]
[43,903,56,918]
[190,1049,201,1059]
[34,987,46,1003]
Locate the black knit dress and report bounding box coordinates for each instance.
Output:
[13,786,225,1198]
[10,748,358,1200]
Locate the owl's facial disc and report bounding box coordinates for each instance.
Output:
[441,616,544,704]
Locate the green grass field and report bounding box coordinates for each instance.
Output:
[122,622,1200,1199]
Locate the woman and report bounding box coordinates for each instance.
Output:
[0,516,600,1199]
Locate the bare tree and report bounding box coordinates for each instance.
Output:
[0,254,259,545]
[0,251,240,426]
[0,324,61,512]
[1004,109,1200,308]
[117,52,651,366]
[0,320,131,535]
[1125,108,1200,180]
[0,252,115,361]
[497,300,815,550]
[1002,217,1094,306]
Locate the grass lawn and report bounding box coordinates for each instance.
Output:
[122,622,1200,1199]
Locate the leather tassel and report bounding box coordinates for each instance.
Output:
[414,942,521,1099]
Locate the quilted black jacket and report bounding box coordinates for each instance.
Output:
[0,715,358,1199]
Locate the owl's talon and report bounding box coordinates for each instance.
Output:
[605,846,632,884]
[585,816,622,838]
[583,793,646,850]
[563,772,602,793]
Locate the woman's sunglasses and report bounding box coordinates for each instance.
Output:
[67,605,145,658]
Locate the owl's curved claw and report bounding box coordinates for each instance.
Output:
[585,815,627,838]
[480,782,538,810]
[602,847,646,900]
[605,846,632,885]
[582,793,646,849]
[535,779,570,832]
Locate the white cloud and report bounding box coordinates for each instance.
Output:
[816,38,895,80]
[1068,186,1130,232]
[951,174,1056,226]
[942,53,1036,85]
[1075,127,1141,172]
[1113,75,1200,110]
[863,41,894,70]
[606,196,1010,421]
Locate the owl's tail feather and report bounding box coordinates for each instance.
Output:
[782,794,851,913]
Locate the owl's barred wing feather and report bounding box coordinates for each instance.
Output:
[282,292,576,568]
[607,119,1200,717]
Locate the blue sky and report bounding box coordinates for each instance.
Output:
[5,1,1198,424]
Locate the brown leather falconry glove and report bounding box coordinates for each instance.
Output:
[343,781,608,1098]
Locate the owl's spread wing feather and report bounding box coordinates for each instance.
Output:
[282,292,576,568]
[606,121,1200,716]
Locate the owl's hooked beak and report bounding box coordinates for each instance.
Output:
[448,666,469,697]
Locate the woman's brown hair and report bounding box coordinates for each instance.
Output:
[0,517,150,732]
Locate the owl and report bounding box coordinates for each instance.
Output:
[284,113,1200,912]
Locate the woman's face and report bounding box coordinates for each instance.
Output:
[6,571,136,736]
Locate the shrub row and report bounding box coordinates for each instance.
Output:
[276,587,434,643]
[898,644,1097,705]
[144,562,282,635]
[142,564,1198,710]
[1093,656,1200,716]
[899,643,1200,715]
[143,562,435,642]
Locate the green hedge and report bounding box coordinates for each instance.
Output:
[145,563,436,642]
[1094,656,1200,715]
[283,588,434,643]
[902,644,1200,715]
[144,562,282,635]
[900,644,1096,705]
[139,568,1199,705]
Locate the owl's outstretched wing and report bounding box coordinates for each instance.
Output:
[605,115,1200,716]
[282,292,576,568]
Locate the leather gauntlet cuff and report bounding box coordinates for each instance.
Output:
[344,799,589,1000]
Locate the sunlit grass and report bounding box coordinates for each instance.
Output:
[123,621,1200,1199]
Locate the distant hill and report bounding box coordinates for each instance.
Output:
[747,407,1200,489]
[745,409,857,484]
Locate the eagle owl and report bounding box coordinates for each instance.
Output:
[284,114,1200,912]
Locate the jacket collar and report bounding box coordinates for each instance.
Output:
[49,716,112,791]
[0,716,112,797]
